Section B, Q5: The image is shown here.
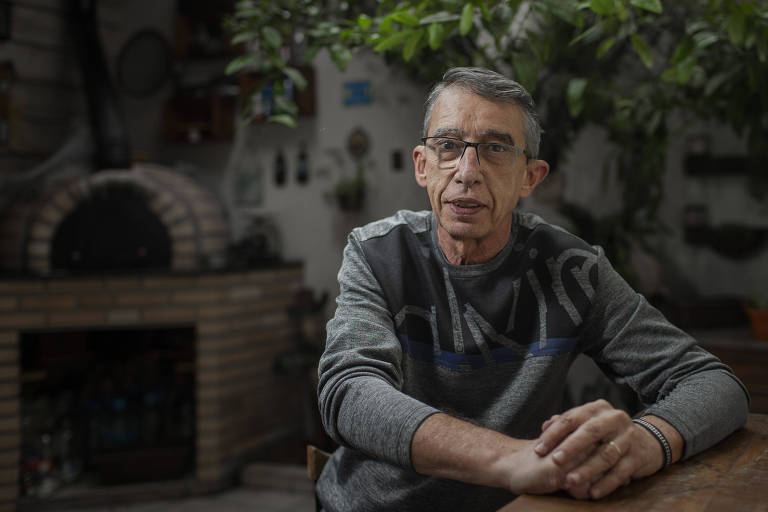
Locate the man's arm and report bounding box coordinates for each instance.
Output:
[412,412,585,495]
[530,249,749,499]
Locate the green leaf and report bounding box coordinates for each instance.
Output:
[419,12,461,24]
[536,0,583,26]
[231,31,258,45]
[693,31,719,49]
[330,44,353,71]
[262,26,282,49]
[283,66,308,91]
[392,10,420,27]
[567,77,588,117]
[660,67,677,83]
[590,0,616,16]
[630,33,654,68]
[479,3,491,22]
[671,37,693,65]
[616,2,629,21]
[403,29,424,61]
[596,37,616,58]
[358,14,372,30]
[570,23,603,46]
[427,22,446,50]
[630,0,662,14]
[685,20,709,35]
[267,114,298,128]
[373,30,412,52]
[512,53,539,93]
[727,11,746,46]
[704,71,732,96]
[674,56,695,84]
[460,3,474,36]
[274,94,298,115]
[381,13,395,32]
[225,53,258,75]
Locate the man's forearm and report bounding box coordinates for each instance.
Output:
[411,412,571,495]
[411,413,524,488]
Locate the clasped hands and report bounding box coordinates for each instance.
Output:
[512,399,666,500]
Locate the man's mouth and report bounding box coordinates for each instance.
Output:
[447,199,484,214]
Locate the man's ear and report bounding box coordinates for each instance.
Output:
[413,145,428,188]
[520,159,550,198]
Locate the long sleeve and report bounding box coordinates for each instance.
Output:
[317,233,439,469]
[580,249,750,460]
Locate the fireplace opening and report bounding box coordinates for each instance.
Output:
[50,183,172,273]
[19,326,195,500]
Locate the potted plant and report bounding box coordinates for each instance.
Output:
[331,165,366,211]
[745,296,768,341]
[320,146,373,212]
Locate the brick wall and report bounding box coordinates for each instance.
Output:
[0,265,304,510]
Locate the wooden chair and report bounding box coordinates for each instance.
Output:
[307,445,332,511]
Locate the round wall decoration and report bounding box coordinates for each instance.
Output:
[346,127,370,160]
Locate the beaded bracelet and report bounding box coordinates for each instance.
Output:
[633,418,672,468]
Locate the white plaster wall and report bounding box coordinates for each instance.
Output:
[161,50,430,306]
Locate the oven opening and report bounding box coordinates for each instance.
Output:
[50,183,172,273]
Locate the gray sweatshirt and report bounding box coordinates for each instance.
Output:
[317,210,749,511]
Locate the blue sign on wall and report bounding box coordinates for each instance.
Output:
[343,80,372,106]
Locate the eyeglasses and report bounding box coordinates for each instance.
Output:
[421,136,531,168]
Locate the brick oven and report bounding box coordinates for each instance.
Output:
[0,119,305,511]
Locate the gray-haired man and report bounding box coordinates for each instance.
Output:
[316,67,749,511]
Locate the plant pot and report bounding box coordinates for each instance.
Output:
[745,306,768,341]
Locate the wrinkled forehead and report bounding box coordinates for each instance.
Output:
[429,87,526,144]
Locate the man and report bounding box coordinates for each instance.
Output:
[316,67,749,511]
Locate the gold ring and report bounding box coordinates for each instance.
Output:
[608,440,623,458]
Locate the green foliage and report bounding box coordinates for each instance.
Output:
[227,0,768,268]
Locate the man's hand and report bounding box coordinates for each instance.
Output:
[532,400,683,499]
[412,413,591,495]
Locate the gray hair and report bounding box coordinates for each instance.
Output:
[422,67,542,159]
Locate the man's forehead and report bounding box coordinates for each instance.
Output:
[429,88,525,139]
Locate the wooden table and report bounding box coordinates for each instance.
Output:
[499,413,768,512]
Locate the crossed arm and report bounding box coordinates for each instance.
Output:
[412,399,684,500]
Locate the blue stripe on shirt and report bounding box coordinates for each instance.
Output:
[397,333,577,369]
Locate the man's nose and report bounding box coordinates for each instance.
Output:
[455,144,482,186]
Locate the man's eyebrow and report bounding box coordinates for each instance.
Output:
[430,127,462,138]
[479,130,515,145]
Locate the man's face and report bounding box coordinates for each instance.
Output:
[413,87,548,249]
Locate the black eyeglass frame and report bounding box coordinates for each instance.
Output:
[421,136,532,166]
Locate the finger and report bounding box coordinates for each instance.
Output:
[588,453,636,500]
[535,402,605,455]
[564,438,626,489]
[545,407,629,465]
[541,415,558,432]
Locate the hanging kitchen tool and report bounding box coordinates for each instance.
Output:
[116,28,173,97]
